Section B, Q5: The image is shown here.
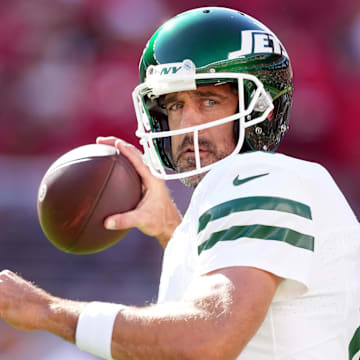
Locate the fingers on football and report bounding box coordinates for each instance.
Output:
[97,137,151,181]
[114,140,155,187]
[96,136,118,146]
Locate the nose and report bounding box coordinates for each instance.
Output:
[180,101,205,128]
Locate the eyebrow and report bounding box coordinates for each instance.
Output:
[164,90,228,105]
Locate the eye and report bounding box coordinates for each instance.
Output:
[204,99,217,106]
[167,102,183,111]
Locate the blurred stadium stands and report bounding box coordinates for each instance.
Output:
[0,0,359,358]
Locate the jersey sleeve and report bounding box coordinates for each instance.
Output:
[194,154,315,300]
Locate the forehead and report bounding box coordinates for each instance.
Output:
[164,83,235,101]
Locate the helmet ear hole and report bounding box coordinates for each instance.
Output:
[245,94,292,151]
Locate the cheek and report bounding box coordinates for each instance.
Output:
[216,122,236,148]
[170,134,183,153]
[167,113,181,131]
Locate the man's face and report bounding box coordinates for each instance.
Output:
[164,83,238,187]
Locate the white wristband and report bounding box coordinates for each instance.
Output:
[75,301,126,360]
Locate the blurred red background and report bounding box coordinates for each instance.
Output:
[0,1,359,358]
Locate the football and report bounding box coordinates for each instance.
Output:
[37,144,142,254]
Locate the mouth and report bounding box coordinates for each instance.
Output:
[181,145,209,155]
[178,147,209,161]
[174,136,216,167]
[175,146,214,169]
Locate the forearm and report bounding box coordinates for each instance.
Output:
[43,297,221,359]
[0,268,279,360]
[111,301,230,360]
[44,297,88,343]
[108,269,280,360]
[41,294,217,359]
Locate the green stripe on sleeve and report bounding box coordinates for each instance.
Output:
[197,224,314,255]
[349,326,360,360]
[198,196,312,233]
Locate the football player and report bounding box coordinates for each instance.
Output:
[1,7,359,360]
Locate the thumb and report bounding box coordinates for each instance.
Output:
[104,211,139,230]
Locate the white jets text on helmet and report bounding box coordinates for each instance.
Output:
[228,30,288,59]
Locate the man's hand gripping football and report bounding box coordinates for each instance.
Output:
[97,136,182,248]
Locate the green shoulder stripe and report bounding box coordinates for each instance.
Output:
[349,326,360,360]
[198,196,312,233]
[198,224,314,255]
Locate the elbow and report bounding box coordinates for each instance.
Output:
[184,344,223,360]
[177,329,243,360]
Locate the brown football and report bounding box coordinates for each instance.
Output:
[37,144,142,254]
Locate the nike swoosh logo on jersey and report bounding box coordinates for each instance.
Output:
[233,172,269,186]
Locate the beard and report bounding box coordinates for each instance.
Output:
[173,135,231,188]
[179,171,206,189]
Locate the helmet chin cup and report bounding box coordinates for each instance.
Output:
[133,70,274,180]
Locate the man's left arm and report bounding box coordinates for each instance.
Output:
[0,267,281,360]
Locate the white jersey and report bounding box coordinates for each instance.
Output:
[158,152,360,360]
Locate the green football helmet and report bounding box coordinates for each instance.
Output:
[132,7,293,180]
